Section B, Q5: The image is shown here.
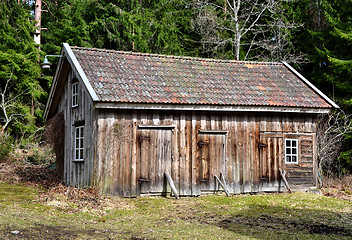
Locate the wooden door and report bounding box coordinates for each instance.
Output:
[198,132,227,192]
[258,135,283,183]
[138,129,172,195]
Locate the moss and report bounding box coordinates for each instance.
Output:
[0,183,351,239]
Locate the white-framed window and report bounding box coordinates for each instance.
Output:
[285,139,298,164]
[72,82,78,107]
[74,126,84,161]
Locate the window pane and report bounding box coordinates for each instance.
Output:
[292,140,297,147]
[76,139,79,147]
[292,148,297,154]
[80,149,83,159]
[286,148,291,154]
[80,128,84,137]
[292,156,297,162]
[76,150,79,159]
[286,140,291,147]
[286,156,291,162]
[80,139,83,148]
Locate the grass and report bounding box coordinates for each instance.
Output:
[0,182,351,239]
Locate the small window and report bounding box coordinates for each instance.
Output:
[285,139,298,164]
[72,82,78,107]
[74,126,84,161]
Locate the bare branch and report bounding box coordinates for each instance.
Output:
[316,110,352,181]
[0,74,28,133]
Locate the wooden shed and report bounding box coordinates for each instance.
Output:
[44,43,338,197]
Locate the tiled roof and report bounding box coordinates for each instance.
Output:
[71,47,332,108]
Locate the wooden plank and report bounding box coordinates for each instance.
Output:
[123,112,132,197]
[282,113,292,132]
[249,115,256,191]
[191,112,200,196]
[305,114,313,133]
[292,115,300,133]
[272,114,281,132]
[252,115,260,191]
[236,117,244,193]
[267,137,272,182]
[138,124,176,129]
[243,115,251,192]
[266,114,273,132]
[199,129,228,134]
[260,114,267,132]
[299,115,305,133]
[110,116,118,195]
[278,137,283,179]
[147,112,158,193]
[178,113,186,196]
[165,173,179,199]
[222,113,230,191]
[220,172,230,196]
[214,175,231,197]
[226,114,234,192]
[312,133,317,186]
[139,112,148,195]
[171,112,179,195]
[130,111,138,197]
[273,137,279,181]
[311,116,317,133]
[185,113,192,196]
[232,115,240,194]
[279,169,292,193]
[209,115,216,191]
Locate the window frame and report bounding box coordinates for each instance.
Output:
[72,82,78,108]
[74,126,84,162]
[285,138,298,164]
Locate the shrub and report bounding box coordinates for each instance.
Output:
[0,131,14,161]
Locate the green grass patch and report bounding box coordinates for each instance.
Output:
[0,182,351,239]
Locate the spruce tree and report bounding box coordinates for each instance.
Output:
[0,1,45,142]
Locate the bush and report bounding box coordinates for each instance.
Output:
[24,147,55,165]
[0,132,14,161]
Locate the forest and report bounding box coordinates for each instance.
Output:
[0,0,351,176]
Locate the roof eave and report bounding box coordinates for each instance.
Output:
[63,43,99,101]
[282,61,339,109]
[43,47,66,121]
[93,102,332,114]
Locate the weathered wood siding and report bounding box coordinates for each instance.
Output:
[93,110,317,197]
[57,70,96,188]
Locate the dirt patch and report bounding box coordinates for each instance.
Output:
[0,161,61,187]
[219,214,352,236]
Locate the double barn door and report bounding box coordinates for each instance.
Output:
[137,128,228,195]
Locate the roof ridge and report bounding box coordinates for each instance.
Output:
[70,46,282,65]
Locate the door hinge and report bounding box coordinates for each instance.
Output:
[198,141,208,148]
[139,136,151,142]
[258,143,267,148]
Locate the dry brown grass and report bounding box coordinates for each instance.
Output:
[321,175,352,201]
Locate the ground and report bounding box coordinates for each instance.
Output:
[0,160,351,239]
